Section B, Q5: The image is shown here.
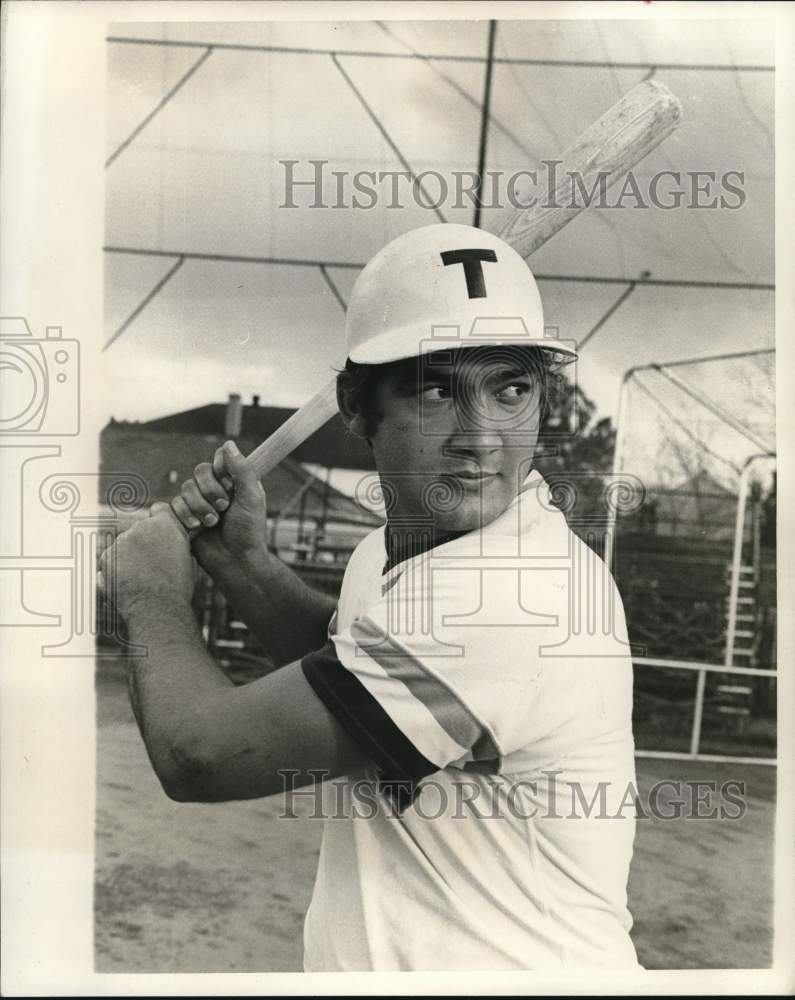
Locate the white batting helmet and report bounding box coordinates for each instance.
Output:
[345,223,576,366]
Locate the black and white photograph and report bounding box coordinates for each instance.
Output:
[1,2,793,994]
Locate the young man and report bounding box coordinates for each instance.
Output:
[102,224,640,971]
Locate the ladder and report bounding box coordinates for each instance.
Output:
[719,563,758,723]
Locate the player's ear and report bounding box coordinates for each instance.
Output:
[336,374,369,440]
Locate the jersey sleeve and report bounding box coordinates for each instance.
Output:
[302,554,571,806]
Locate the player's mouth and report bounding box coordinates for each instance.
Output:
[451,469,499,487]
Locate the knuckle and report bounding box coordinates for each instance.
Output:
[184,485,203,507]
[200,469,223,495]
[172,495,198,525]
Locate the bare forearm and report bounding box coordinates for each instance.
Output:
[206,543,337,664]
[125,595,233,797]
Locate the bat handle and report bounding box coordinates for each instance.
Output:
[185,377,340,541]
[247,377,339,478]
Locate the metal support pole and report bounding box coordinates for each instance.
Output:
[473,20,496,229]
[316,465,333,557]
[297,486,308,547]
[689,670,707,756]
[604,367,635,571]
[270,471,317,552]
[579,282,636,350]
[625,347,773,372]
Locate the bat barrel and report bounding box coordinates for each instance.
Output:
[498,80,682,259]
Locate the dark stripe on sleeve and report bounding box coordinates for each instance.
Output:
[301,638,438,812]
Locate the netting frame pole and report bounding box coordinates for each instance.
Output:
[689,670,707,756]
[604,366,636,572]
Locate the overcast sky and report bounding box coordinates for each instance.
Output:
[103,18,774,482]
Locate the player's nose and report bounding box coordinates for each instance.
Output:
[445,395,504,456]
[445,434,502,460]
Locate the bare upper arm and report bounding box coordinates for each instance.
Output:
[169,660,370,802]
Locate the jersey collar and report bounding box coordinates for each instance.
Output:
[381,467,548,575]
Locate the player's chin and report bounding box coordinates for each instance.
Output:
[432,483,513,533]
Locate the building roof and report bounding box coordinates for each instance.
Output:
[126,398,376,471]
[671,469,737,498]
[100,425,380,525]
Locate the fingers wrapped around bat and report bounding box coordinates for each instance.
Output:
[171,490,205,531]
[194,460,231,511]
[212,446,235,493]
[172,471,224,529]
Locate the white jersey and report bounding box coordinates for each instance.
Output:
[301,470,640,971]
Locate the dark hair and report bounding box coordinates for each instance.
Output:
[337,344,552,441]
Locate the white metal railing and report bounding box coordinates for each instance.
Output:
[633,655,776,765]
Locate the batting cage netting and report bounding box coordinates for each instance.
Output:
[609,348,776,762]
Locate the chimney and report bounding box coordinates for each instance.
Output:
[252,394,260,407]
[225,393,242,437]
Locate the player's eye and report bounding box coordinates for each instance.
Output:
[495,381,532,402]
[421,385,452,402]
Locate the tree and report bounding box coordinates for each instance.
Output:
[533,376,618,533]
[760,471,776,547]
[537,377,616,470]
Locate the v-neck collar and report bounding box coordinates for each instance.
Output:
[382,524,469,575]
[380,468,545,575]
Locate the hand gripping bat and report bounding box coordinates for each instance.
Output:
[196,79,681,515]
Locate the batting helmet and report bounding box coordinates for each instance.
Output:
[345,223,577,366]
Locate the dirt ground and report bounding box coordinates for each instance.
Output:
[95,662,775,973]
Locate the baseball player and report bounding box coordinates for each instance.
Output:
[103,224,640,971]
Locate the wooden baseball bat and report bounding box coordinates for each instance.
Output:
[224,79,682,485]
